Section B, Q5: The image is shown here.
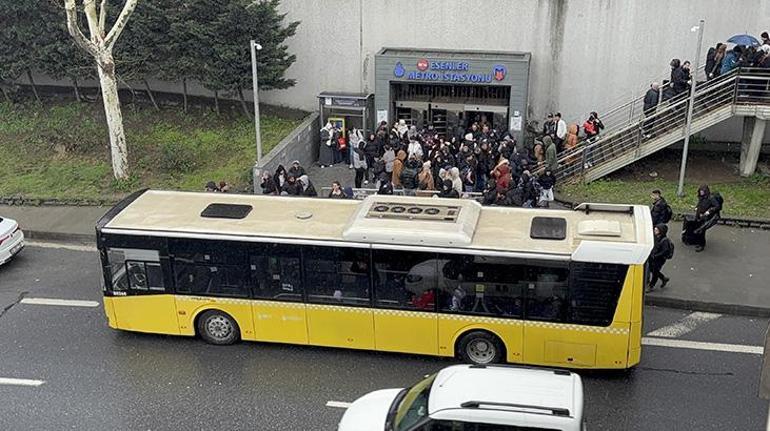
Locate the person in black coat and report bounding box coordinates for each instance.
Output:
[648,224,673,291]
[437,179,459,198]
[281,175,301,196]
[642,82,660,137]
[377,173,394,195]
[692,184,721,252]
[260,172,278,195]
[650,189,671,226]
[670,59,688,96]
[400,158,421,190]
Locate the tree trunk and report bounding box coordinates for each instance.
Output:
[238,87,249,116]
[72,77,81,102]
[96,58,129,180]
[182,78,188,112]
[214,90,220,114]
[144,79,159,110]
[26,70,40,103]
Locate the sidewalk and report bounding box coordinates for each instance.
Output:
[3,203,769,317]
[1,204,107,244]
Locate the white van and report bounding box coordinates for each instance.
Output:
[338,364,585,431]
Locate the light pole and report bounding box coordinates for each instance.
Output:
[676,20,705,197]
[250,40,263,163]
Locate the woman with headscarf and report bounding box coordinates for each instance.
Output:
[418,161,435,191]
[318,122,334,167]
[449,167,463,195]
[298,175,318,197]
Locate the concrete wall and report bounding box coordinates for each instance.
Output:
[259,0,770,142]
[253,112,320,192]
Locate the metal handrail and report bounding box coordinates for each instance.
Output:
[556,68,770,182]
[319,186,483,200]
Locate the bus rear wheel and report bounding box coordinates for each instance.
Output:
[457,331,504,365]
[197,310,240,345]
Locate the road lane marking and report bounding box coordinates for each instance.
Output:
[25,241,96,252]
[20,298,99,308]
[326,401,352,409]
[0,377,45,387]
[647,312,722,338]
[642,337,762,355]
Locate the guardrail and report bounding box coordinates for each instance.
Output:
[556,68,770,182]
[319,187,483,200]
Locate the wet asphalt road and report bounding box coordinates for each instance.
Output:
[0,245,767,430]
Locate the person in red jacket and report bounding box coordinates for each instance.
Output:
[492,159,512,192]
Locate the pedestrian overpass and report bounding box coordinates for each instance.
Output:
[556,68,770,183]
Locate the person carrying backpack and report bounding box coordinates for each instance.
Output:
[648,224,674,292]
[691,184,722,252]
[650,189,673,226]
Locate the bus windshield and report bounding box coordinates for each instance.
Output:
[395,373,437,431]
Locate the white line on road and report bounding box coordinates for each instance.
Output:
[20,298,99,308]
[326,401,352,409]
[647,312,722,338]
[25,241,96,252]
[642,337,763,355]
[0,377,45,387]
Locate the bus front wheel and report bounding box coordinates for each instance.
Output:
[197,310,240,345]
[457,331,504,365]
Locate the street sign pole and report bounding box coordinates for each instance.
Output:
[676,19,705,197]
[250,40,263,194]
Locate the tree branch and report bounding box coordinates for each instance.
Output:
[64,0,99,58]
[83,0,102,42]
[104,0,139,49]
[98,0,107,32]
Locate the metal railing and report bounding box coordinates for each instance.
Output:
[565,64,708,134]
[320,186,483,200]
[556,68,770,182]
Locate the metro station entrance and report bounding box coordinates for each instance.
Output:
[392,83,510,138]
[375,48,530,142]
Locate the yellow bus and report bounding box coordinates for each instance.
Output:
[96,190,653,368]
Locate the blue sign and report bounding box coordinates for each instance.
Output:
[393,59,504,83]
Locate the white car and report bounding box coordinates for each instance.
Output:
[0,216,25,266]
[338,364,585,431]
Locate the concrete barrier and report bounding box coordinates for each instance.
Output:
[252,112,320,193]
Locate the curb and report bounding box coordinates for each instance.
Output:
[645,295,770,318]
[24,230,94,245]
[554,198,770,230]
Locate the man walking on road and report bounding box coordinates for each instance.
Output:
[648,224,673,292]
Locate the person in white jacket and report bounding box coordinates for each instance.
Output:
[407,139,423,160]
[348,128,363,169]
[555,112,567,151]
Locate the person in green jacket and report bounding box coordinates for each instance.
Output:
[543,135,558,173]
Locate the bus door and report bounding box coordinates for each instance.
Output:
[105,247,180,334]
[250,244,308,345]
[304,246,374,350]
[371,249,438,355]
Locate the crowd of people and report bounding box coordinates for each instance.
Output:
[314,117,561,207]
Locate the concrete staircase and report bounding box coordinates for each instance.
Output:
[556,68,770,183]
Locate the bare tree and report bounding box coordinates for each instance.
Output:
[64,0,138,180]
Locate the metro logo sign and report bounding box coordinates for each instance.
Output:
[416,58,429,71]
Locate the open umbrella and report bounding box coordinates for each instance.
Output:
[727,34,760,46]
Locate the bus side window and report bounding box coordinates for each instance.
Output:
[568,262,628,326]
[372,250,437,311]
[251,244,302,302]
[304,246,371,306]
[524,265,570,322]
[436,255,524,318]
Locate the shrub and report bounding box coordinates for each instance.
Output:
[159,140,197,173]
